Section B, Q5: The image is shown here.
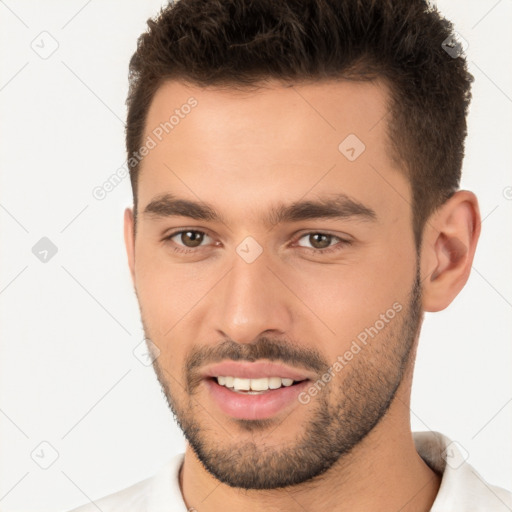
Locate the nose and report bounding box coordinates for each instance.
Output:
[214,250,293,344]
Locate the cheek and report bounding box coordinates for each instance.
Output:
[135,243,214,317]
[286,255,413,347]
[135,263,203,384]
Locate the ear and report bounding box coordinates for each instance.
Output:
[124,207,136,285]
[420,190,481,312]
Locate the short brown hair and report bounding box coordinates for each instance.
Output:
[126,0,473,246]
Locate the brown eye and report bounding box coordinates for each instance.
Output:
[179,231,204,247]
[297,233,335,250]
[295,232,351,254]
[308,233,332,249]
[181,231,204,247]
[168,230,211,248]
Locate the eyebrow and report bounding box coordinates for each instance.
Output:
[142,193,377,226]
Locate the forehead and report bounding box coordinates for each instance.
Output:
[142,78,392,153]
[137,78,408,221]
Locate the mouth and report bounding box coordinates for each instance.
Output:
[201,361,314,420]
[211,375,307,394]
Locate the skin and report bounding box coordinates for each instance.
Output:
[124,79,480,512]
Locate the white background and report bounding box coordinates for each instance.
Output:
[0,1,511,511]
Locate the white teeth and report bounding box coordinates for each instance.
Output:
[250,378,269,391]
[233,377,250,390]
[268,377,282,389]
[215,376,298,391]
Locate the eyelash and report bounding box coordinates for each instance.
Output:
[163,229,352,255]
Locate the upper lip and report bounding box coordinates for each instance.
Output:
[201,360,315,381]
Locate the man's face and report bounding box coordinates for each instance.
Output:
[126,79,421,488]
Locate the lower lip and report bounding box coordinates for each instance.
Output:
[204,378,310,420]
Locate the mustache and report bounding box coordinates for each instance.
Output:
[185,336,329,392]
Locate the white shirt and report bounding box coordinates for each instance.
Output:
[68,431,512,511]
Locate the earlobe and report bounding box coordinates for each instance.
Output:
[420,191,481,312]
[123,207,136,285]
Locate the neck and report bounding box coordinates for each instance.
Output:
[179,385,441,512]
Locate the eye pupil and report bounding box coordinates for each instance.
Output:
[310,233,331,249]
[181,231,203,247]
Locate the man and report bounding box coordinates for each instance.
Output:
[70,0,512,510]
